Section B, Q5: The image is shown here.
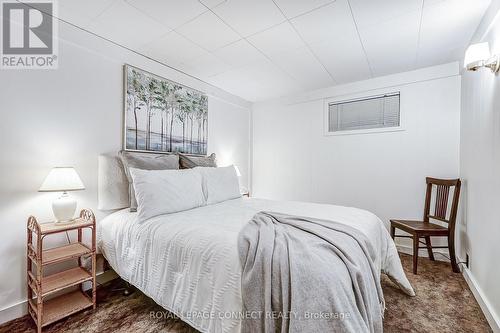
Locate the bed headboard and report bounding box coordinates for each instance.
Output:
[98,154,129,211]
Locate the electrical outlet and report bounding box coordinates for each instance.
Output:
[466,253,470,268]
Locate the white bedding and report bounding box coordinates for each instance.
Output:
[98,197,414,333]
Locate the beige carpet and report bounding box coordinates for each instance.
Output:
[0,254,492,333]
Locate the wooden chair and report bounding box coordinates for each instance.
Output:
[390,177,461,274]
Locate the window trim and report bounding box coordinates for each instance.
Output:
[323,91,405,136]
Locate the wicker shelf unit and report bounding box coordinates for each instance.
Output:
[27,209,96,333]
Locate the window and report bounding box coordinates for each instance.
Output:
[326,93,400,134]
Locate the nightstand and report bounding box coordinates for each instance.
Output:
[26,209,96,333]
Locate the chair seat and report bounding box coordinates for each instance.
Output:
[390,219,449,235]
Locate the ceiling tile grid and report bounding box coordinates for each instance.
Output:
[357,11,421,77]
[142,31,209,67]
[290,0,372,83]
[86,1,171,49]
[211,0,286,37]
[213,39,268,68]
[58,0,117,28]
[175,10,241,51]
[416,0,491,68]
[208,59,303,100]
[270,46,335,91]
[58,0,491,101]
[125,0,207,29]
[273,0,336,19]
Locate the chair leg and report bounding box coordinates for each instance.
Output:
[448,234,460,273]
[390,226,395,240]
[413,235,419,274]
[424,236,435,261]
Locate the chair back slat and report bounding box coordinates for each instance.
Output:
[424,177,461,226]
[434,185,450,219]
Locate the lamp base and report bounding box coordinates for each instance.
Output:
[53,192,77,224]
[54,218,76,225]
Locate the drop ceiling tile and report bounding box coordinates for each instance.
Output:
[87,1,171,49]
[187,53,232,77]
[416,46,463,69]
[176,10,240,51]
[212,0,286,37]
[142,31,208,66]
[247,22,305,57]
[273,0,334,19]
[349,0,422,28]
[208,60,301,101]
[242,61,302,100]
[199,0,227,8]
[213,39,267,67]
[310,36,371,84]
[57,0,116,25]
[206,69,265,100]
[57,0,489,103]
[423,0,446,7]
[359,11,420,76]
[417,0,490,68]
[291,0,371,83]
[125,0,207,29]
[57,6,95,28]
[272,47,334,90]
[290,0,359,46]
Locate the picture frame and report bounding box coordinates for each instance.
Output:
[123,64,208,155]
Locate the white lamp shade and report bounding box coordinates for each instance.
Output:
[233,165,242,177]
[464,42,490,68]
[39,167,85,192]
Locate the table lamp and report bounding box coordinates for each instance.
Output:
[39,167,85,224]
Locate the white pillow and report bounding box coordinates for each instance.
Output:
[196,166,241,205]
[129,168,205,222]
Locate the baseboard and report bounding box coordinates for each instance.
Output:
[0,300,27,327]
[0,270,118,325]
[4,265,498,333]
[396,245,499,332]
[462,268,500,333]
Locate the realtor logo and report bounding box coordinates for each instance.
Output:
[1,0,58,69]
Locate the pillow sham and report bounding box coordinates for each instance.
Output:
[129,168,205,222]
[179,153,216,169]
[196,166,241,205]
[98,154,129,211]
[119,151,179,212]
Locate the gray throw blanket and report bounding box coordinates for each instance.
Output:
[238,212,384,333]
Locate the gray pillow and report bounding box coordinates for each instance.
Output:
[179,153,217,169]
[119,151,179,211]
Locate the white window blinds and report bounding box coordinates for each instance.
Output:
[327,93,400,133]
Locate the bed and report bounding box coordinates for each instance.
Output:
[97,196,414,333]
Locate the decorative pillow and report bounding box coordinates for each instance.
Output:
[179,153,217,169]
[129,168,205,222]
[195,166,241,205]
[119,151,179,211]
[98,154,129,211]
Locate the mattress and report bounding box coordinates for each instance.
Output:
[97,197,414,333]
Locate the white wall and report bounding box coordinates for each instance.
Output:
[252,63,461,249]
[459,0,500,330]
[0,21,251,322]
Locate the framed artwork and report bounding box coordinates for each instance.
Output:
[123,64,208,155]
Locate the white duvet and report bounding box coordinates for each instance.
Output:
[98,198,414,333]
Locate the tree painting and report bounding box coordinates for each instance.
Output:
[124,65,208,155]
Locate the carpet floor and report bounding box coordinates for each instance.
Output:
[0,254,492,333]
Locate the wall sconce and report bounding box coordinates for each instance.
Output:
[464,42,500,73]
